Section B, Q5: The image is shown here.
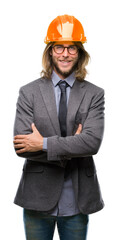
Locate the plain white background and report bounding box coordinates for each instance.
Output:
[0,0,118,239]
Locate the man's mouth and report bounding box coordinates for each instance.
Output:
[59,60,72,66]
[59,60,71,62]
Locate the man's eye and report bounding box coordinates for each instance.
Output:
[56,46,63,49]
[69,46,76,50]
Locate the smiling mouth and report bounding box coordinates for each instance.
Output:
[59,60,72,65]
[59,60,71,62]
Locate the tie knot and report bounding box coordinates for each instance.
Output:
[58,80,68,92]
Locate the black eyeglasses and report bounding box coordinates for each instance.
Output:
[52,45,78,55]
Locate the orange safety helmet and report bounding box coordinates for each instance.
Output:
[44,14,87,44]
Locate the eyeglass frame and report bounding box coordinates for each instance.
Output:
[52,44,79,55]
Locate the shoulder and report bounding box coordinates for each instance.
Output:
[19,77,48,95]
[17,78,49,104]
[82,80,105,96]
[20,77,44,91]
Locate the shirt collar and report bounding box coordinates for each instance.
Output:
[52,71,76,88]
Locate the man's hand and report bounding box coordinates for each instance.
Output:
[75,124,82,135]
[14,123,43,154]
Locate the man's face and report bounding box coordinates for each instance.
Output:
[50,42,79,79]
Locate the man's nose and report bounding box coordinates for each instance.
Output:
[62,48,69,57]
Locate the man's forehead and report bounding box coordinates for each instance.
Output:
[54,41,74,46]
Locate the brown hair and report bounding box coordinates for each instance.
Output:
[41,42,90,81]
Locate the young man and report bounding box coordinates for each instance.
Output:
[13,15,105,240]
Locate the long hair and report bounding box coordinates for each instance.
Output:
[41,42,90,81]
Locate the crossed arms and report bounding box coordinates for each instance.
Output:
[13,85,104,163]
[14,123,82,153]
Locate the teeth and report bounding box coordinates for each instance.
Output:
[60,61,70,63]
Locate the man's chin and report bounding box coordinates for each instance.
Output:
[54,66,74,78]
[60,71,72,78]
[53,60,78,79]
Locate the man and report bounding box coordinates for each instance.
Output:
[13,15,105,240]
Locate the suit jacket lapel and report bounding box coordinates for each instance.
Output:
[67,80,87,136]
[39,78,61,136]
[39,78,86,137]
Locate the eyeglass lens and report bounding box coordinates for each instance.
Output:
[53,45,78,54]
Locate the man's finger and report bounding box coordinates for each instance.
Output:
[13,139,25,144]
[78,124,82,132]
[16,148,27,154]
[75,124,82,135]
[14,144,25,149]
[31,123,38,132]
[14,135,26,140]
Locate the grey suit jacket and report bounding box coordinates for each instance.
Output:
[14,77,105,214]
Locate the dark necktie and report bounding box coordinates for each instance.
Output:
[58,80,71,179]
[58,80,68,137]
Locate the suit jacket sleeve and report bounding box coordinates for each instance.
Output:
[47,88,105,161]
[13,86,66,167]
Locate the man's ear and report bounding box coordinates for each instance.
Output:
[50,49,52,56]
